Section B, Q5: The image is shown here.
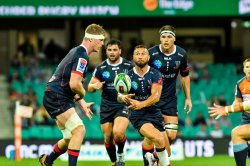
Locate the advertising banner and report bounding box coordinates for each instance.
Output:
[0,0,249,17]
[0,138,233,160]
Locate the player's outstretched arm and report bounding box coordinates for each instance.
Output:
[77,99,94,120]
[208,100,250,119]
[88,77,105,92]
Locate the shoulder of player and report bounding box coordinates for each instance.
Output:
[237,76,247,85]
[95,60,108,70]
[175,45,187,57]
[127,67,134,75]
[148,45,159,56]
[122,58,133,67]
[149,67,161,75]
[72,46,89,60]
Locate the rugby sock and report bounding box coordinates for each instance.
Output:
[156,147,171,166]
[142,144,154,166]
[105,141,117,162]
[233,143,248,166]
[68,149,80,166]
[46,143,66,163]
[115,135,126,154]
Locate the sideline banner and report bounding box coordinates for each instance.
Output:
[1,138,232,160]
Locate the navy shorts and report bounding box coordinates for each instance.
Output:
[129,109,165,136]
[100,104,129,124]
[156,96,178,116]
[43,90,75,119]
[240,112,250,125]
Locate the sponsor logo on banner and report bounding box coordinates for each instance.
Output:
[239,0,250,14]
[76,58,87,73]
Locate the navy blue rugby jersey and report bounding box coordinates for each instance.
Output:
[127,66,162,114]
[92,58,133,105]
[148,45,189,99]
[46,45,88,99]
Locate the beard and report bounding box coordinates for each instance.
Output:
[135,61,147,68]
[108,56,119,63]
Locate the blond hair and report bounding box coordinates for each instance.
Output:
[85,23,106,37]
[243,59,250,67]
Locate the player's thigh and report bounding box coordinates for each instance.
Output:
[232,124,250,140]
[113,116,129,134]
[140,123,163,140]
[163,115,178,124]
[101,122,114,137]
[56,108,78,126]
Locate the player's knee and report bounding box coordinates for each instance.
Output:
[231,128,240,140]
[72,125,85,137]
[143,137,154,147]
[61,128,72,140]
[63,138,71,146]
[155,136,165,148]
[167,133,177,143]
[65,113,84,138]
[164,123,178,143]
[113,130,125,141]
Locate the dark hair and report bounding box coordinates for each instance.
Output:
[134,44,147,50]
[133,45,149,54]
[106,39,122,49]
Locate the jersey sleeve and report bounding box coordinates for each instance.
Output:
[71,54,88,77]
[152,70,163,85]
[235,83,242,98]
[179,52,189,77]
[92,67,102,81]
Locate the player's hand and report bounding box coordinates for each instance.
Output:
[93,81,105,90]
[128,99,144,110]
[122,94,135,105]
[184,98,192,114]
[78,101,94,120]
[208,103,227,120]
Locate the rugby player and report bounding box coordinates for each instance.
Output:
[88,39,133,166]
[209,59,250,166]
[148,25,192,145]
[39,23,106,166]
[118,45,171,166]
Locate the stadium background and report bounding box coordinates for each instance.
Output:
[0,0,250,165]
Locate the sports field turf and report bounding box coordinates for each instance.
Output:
[0,155,245,166]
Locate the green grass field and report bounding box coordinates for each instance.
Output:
[0,155,245,166]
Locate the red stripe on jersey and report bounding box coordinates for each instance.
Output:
[181,68,189,73]
[71,70,84,77]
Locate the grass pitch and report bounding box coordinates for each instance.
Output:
[0,155,243,166]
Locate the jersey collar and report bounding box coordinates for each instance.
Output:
[106,57,123,66]
[159,44,176,56]
[133,66,150,77]
[80,44,88,55]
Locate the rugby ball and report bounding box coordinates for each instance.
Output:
[114,73,131,94]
